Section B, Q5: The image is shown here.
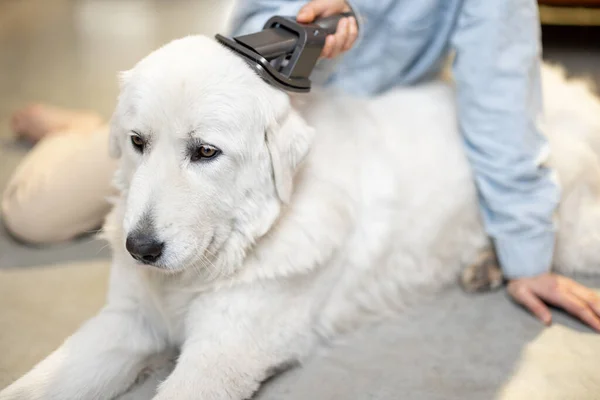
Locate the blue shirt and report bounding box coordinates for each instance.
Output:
[227,0,559,279]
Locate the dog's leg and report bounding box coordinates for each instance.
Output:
[460,246,504,293]
[0,307,166,400]
[153,282,313,400]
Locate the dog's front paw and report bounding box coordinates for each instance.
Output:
[460,247,504,293]
[116,351,177,400]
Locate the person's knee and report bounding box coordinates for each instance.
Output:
[2,180,112,245]
[2,128,116,245]
[1,182,60,244]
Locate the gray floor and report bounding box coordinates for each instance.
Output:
[255,279,600,400]
[2,259,600,399]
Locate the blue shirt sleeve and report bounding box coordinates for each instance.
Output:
[450,0,560,278]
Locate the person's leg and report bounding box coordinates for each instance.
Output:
[11,104,103,143]
[1,105,118,244]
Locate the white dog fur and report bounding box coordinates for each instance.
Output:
[2,35,600,400]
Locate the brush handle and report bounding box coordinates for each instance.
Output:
[313,11,355,35]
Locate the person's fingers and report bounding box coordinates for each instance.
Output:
[297,0,355,58]
[509,274,600,332]
[297,2,319,22]
[569,282,600,316]
[508,282,552,325]
[322,35,336,58]
[343,16,358,51]
[330,18,348,58]
[558,292,600,332]
[297,0,334,22]
[534,281,600,332]
[298,0,352,22]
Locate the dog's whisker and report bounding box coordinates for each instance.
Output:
[95,243,113,255]
[198,252,221,282]
[179,240,219,283]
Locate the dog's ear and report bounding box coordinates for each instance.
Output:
[108,70,133,159]
[266,108,314,203]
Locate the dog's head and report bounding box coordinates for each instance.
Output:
[109,36,314,276]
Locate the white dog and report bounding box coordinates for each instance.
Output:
[3,35,600,400]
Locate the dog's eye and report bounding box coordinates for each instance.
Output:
[130,135,145,153]
[191,145,220,162]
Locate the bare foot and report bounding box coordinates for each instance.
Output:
[460,247,504,293]
[10,104,103,143]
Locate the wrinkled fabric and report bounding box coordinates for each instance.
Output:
[227,0,559,279]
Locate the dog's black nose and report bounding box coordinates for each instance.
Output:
[126,233,164,264]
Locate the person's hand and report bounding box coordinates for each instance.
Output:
[507,272,600,332]
[296,0,358,59]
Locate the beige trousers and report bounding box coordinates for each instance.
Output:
[1,125,117,244]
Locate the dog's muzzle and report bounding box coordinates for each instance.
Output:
[126,232,164,265]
